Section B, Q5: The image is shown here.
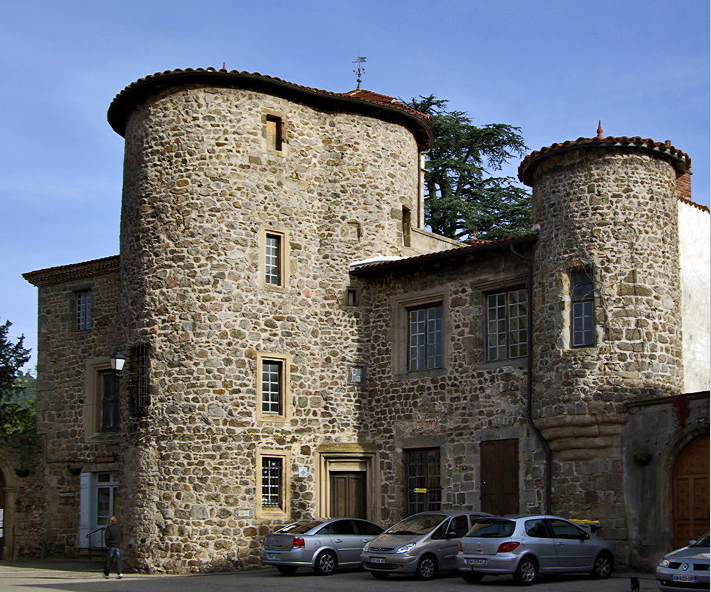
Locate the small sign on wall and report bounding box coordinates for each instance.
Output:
[298,467,308,478]
[237,508,252,518]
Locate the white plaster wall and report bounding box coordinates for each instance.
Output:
[678,200,711,392]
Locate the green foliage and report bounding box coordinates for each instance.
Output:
[407,96,532,240]
[0,320,35,434]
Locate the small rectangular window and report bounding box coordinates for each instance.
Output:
[99,370,120,431]
[570,270,595,347]
[76,290,92,331]
[408,304,443,371]
[261,457,283,508]
[347,288,358,306]
[266,115,283,151]
[261,360,283,414]
[486,288,528,361]
[265,233,282,286]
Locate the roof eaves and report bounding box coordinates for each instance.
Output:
[23,255,120,287]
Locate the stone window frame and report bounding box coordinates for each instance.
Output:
[84,358,121,443]
[485,285,529,362]
[259,226,289,292]
[255,351,292,423]
[75,287,93,332]
[262,109,286,154]
[391,288,449,378]
[562,266,598,349]
[256,448,291,518]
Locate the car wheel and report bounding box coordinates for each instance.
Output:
[514,556,538,585]
[414,555,437,580]
[371,571,389,579]
[463,572,484,583]
[276,565,297,576]
[314,550,337,576]
[591,551,613,579]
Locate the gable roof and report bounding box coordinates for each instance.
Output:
[23,255,120,287]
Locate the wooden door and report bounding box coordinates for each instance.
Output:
[673,435,709,548]
[481,439,519,515]
[330,472,366,519]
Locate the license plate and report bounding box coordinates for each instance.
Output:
[267,553,281,560]
[466,558,487,565]
[370,557,386,564]
[672,575,697,583]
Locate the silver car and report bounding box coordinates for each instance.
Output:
[457,515,615,585]
[260,518,383,576]
[361,510,491,580]
[656,532,710,592]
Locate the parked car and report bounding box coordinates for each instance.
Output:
[260,518,384,576]
[361,510,491,580]
[457,515,615,585]
[656,532,710,592]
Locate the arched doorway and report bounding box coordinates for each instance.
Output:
[673,435,709,548]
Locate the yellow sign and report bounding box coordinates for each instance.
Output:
[413,488,428,494]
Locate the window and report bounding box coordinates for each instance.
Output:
[346,288,358,306]
[486,288,528,361]
[76,289,92,331]
[408,304,443,371]
[402,206,412,247]
[404,448,441,515]
[129,344,150,417]
[570,269,595,347]
[256,352,290,421]
[349,366,364,384]
[261,457,283,508]
[98,370,120,431]
[261,229,288,291]
[265,115,283,151]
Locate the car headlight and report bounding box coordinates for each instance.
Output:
[363,544,370,553]
[396,543,416,554]
[658,559,670,568]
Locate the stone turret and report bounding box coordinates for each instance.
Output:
[106,68,451,572]
[519,134,690,537]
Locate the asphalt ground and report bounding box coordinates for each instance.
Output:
[0,560,660,592]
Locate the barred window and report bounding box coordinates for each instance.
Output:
[129,344,150,416]
[76,290,92,331]
[408,304,443,371]
[405,448,441,515]
[261,360,283,414]
[486,288,528,361]
[261,457,283,508]
[570,270,595,347]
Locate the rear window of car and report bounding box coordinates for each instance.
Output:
[465,520,516,538]
[276,521,322,534]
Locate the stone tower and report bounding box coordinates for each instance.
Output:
[519,135,690,540]
[106,68,452,572]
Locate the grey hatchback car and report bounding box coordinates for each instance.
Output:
[361,510,491,580]
[655,532,710,592]
[457,515,615,585]
[261,518,383,576]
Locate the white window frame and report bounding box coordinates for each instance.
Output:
[486,287,528,361]
[76,289,92,331]
[256,449,291,518]
[256,352,291,422]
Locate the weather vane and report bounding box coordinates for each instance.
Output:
[353,56,366,89]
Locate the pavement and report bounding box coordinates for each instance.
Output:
[0,559,660,592]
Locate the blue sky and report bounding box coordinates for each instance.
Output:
[1,0,708,370]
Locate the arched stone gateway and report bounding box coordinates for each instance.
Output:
[673,435,709,548]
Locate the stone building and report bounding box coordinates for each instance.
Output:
[5,68,708,571]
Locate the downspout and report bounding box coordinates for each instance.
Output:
[509,242,552,513]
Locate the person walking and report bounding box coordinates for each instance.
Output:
[103,516,123,579]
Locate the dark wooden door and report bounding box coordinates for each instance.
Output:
[330,472,366,519]
[673,435,709,547]
[480,439,519,515]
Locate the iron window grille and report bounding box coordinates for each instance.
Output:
[404,448,442,515]
[261,457,283,508]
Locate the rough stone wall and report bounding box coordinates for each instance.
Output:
[0,435,45,558]
[116,85,447,572]
[528,148,683,543]
[34,269,121,554]
[358,247,543,526]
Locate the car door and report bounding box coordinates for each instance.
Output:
[546,518,597,569]
[432,515,469,571]
[523,518,559,571]
[327,519,362,565]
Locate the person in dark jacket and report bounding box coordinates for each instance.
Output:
[103,516,123,579]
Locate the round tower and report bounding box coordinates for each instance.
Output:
[107,68,435,572]
[519,133,690,538]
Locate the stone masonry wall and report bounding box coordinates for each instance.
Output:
[115,84,449,572]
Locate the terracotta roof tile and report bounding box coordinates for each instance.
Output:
[518,136,691,186]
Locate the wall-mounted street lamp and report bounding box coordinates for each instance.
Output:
[110,351,126,372]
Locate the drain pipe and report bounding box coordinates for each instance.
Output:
[509,242,552,514]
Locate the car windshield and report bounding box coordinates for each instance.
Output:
[385,514,445,535]
[465,519,516,538]
[276,520,323,534]
[692,533,710,547]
